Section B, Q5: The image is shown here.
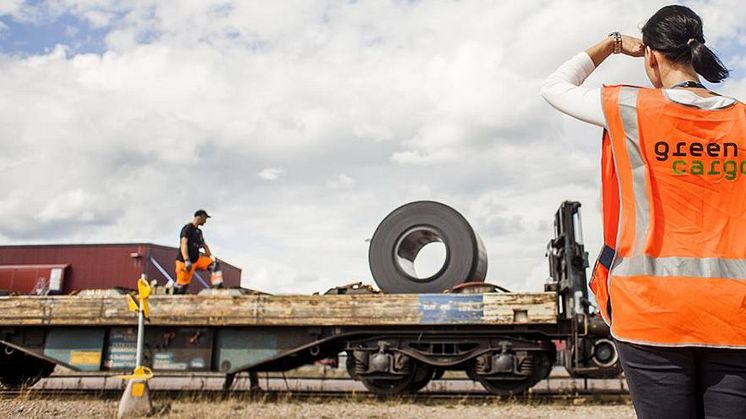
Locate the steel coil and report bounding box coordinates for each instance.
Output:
[369,201,487,293]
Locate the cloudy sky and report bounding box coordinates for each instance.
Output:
[1,1,745,294]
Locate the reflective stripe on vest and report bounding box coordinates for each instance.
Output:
[591,85,746,348]
[613,255,746,279]
[616,88,650,257]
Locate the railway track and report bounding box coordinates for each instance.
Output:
[0,370,630,403]
[0,390,631,404]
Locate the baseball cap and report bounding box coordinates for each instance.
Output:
[194,209,211,218]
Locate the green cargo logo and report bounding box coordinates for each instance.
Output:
[654,141,742,180]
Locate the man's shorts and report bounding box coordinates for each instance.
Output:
[175,255,214,286]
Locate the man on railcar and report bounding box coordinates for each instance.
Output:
[173,209,215,294]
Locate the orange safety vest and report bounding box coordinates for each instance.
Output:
[589,84,746,348]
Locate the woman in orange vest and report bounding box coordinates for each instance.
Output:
[542,5,746,419]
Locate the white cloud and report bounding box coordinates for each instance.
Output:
[258,168,285,181]
[1,1,745,295]
[0,0,23,17]
[64,25,79,38]
[326,174,354,189]
[390,149,458,166]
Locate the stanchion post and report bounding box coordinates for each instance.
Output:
[134,277,148,369]
[117,274,154,418]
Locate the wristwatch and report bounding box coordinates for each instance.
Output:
[609,32,622,54]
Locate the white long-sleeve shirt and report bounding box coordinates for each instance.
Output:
[540,52,736,128]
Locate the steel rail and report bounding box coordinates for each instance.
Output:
[1,373,629,401]
[0,388,631,403]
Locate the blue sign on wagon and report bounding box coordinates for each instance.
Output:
[418,294,484,324]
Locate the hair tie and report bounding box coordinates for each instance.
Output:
[687,38,697,47]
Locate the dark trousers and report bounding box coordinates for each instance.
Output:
[616,340,746,419]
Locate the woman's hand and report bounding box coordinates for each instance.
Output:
[621,35,645,57]
[586,34,644,67]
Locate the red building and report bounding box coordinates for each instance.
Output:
[0,243,241,294]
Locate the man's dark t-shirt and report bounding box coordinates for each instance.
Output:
[176,223,204,263]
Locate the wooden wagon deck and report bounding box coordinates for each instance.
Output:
[0,292,557,327]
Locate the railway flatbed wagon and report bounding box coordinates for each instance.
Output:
[0,201,622,396]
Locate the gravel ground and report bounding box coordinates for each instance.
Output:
[1,396,635,418]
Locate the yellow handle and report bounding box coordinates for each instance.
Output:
[137,277,152,299]
[115,366,154,381]
[126,294,139,312]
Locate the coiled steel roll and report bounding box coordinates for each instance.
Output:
[368,201,488,293]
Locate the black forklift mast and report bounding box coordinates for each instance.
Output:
[545,201,621,378]
[546,201,591,319]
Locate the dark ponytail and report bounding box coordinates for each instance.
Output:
[689,40,729,83]
[642,5,729,83]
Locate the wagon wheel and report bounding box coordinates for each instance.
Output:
[468,352,552,396]
[361,374,417,396]
[361,361,434,395]
[405,362,434,393]
[469,370,535,396]
[345,352,359,380]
